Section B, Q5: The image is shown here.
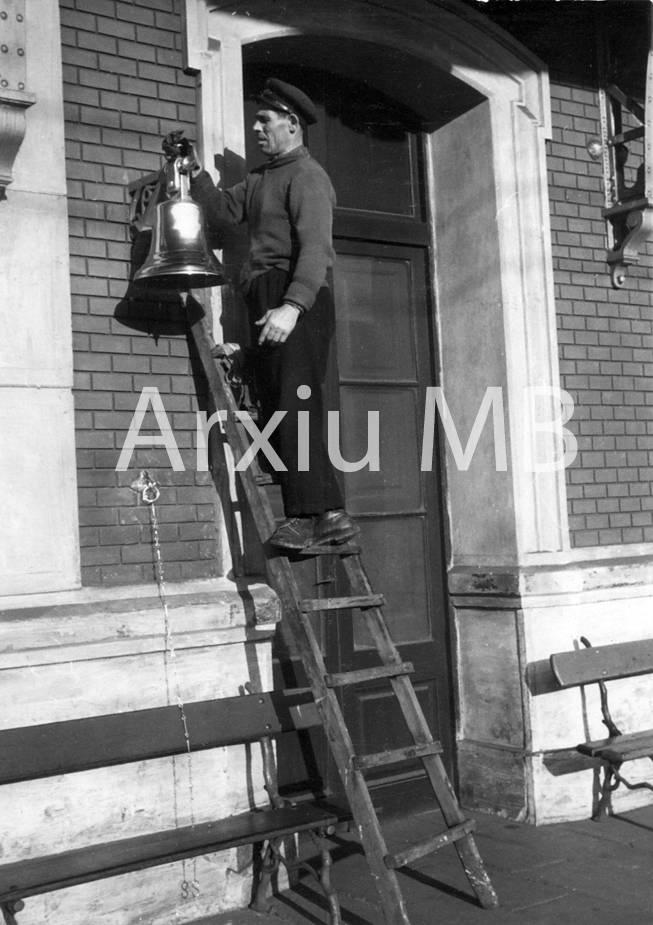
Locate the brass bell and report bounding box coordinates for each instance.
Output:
[134,158,225,289]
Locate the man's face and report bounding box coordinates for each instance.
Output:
[253,109,295,157]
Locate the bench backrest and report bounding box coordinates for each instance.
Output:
[550,639,653,689]
[0,688,321,785]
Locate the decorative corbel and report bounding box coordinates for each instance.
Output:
[0,0,36,198]
[606,203,653,288]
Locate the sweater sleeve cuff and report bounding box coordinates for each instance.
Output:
[284,281,319,313]
[189,169,213,188]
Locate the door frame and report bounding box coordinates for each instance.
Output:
[183,0,569,818]
[183,0,566,562]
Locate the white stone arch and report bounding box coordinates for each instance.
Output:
[183,0,568,564]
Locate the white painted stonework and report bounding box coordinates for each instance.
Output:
[453,552,653,824]
[0,7,289,924]
[0,578,282,924]
[0,0,79,595]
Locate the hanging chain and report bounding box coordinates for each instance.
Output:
[131,470,200,899]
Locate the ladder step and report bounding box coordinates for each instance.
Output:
[299,594,385,613]
[353,740,443,771]
[254,473,278,486]
[385,819,477,869]
[325,662,414,688]
[298,542,361,557]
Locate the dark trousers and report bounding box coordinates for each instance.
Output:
[245,268,344,517]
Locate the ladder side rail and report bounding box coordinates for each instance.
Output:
[205,387,246,576]
[342,558,466,810]
[189,322,344,694]
[342,556,442,745]
[189,319,354,696]
[341,556,413,666]
[273,600,412,925]
[188,317,278,539]
[343,556,498,907]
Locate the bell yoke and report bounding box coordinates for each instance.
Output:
[162,78,359,550]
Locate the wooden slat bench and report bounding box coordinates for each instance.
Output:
[550,636,653,818]
[0,687,351,925]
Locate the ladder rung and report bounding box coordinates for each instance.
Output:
[385,819,476,869]
[298,543,361,556]
[299,594,385,613]
[254,473,278,486]
[353,740,442,771]
[325,662,414,688]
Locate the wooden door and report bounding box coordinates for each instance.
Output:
[242,67,452,810]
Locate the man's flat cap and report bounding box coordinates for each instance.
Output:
[254,78,318,126]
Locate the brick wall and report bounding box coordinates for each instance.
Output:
[58,1,653,565]
[548,82,653,547]
[60,0,221,585]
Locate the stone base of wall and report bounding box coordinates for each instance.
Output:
[451,550,653,825]
[0,577,282,924]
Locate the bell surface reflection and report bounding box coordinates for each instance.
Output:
[134,159,225,289]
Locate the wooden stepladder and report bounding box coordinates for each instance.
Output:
[189,314,499,925]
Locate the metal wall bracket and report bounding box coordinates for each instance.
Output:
[598,13,653,288]
[128,170,164,242]
[0,0,36,197]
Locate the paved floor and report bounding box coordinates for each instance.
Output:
[204,803,653,925]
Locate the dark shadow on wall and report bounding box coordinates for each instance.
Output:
[462,0,649,97]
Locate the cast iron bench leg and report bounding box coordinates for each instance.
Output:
[250,829,343,925]
[1,900,24,925]
[309,827,342,925]
[595,759,653,820]
[250,840,280,914]
[594,763,619,820]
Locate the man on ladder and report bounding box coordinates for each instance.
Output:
[164,78,359,551]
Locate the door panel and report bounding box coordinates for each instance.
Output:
[324,117,417,217]
[352,516,432,648]
[318,77,421,219]
[332,254,419,382]
[339,386,423,514]
[354,682,436,758]
[333,234,452,794]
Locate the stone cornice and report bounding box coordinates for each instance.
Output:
[0,577,281,669]
[449,553,653,607]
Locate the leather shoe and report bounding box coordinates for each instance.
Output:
[270,517,316,550]
[313,510,360,546]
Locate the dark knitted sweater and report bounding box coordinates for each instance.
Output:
[190,146,336,312]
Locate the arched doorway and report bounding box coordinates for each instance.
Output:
[239,51,484,806]
[185,0,565,820]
